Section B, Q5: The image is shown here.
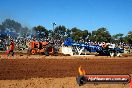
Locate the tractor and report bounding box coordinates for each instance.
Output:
[28,41,58,56]
[97,44,124,57]
[61,38,124,56]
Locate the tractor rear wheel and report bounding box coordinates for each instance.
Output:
[45,45,58,56]
[30,49,37,55]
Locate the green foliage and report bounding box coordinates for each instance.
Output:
[0,18,132,45]
[70,27,90,42]
[0,25,5,32]
[54,25,66,36]
[90,28,111,42]
[33,25,48,39]
[2,19,22,32]
[48,30,53,37]
[71,27,82,41]
[66,29,71,37]
[21,27,30,38]
[125,31,132,44]
[0,19,30,38]
[53,25,67,40]
[112,33,124,44]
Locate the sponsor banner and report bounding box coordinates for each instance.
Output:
[76,74,131,86]
[85,75,130,83]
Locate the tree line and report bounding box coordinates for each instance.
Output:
[0,19,131,45]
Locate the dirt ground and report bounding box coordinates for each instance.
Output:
[0,53,132,88]
[0,77,129,88]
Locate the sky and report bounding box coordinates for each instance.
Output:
[0,0,132,35]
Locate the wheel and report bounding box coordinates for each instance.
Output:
[45,45,57,56]
[45,51,49,56]
[116,51,122,57]
[110,51,115,57]
[30,49,37,55]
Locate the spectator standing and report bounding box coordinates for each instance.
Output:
[7,39,15,57]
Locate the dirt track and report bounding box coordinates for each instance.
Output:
[0,56,132,80]
[0,54,132,88]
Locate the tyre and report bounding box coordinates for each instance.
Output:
[45,45,57,56]
[30,48,37,55]
[45,51,49,56]
[109,51,115,57]
[116,51,122,57]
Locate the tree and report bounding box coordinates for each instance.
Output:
[21,27,30,38]
[0,25,6,32]
[2,19,22,32]
[32,25,48,39]
[125,31,132,45]
[0,24,7,38]
[71,27,82,42]
[48,30,54,38]
[54,25,67,40]
[112,33,124,44]
[91,28,111,42]
[81,30,89,42]
[65,29,71,37]
[70,27,89,42]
